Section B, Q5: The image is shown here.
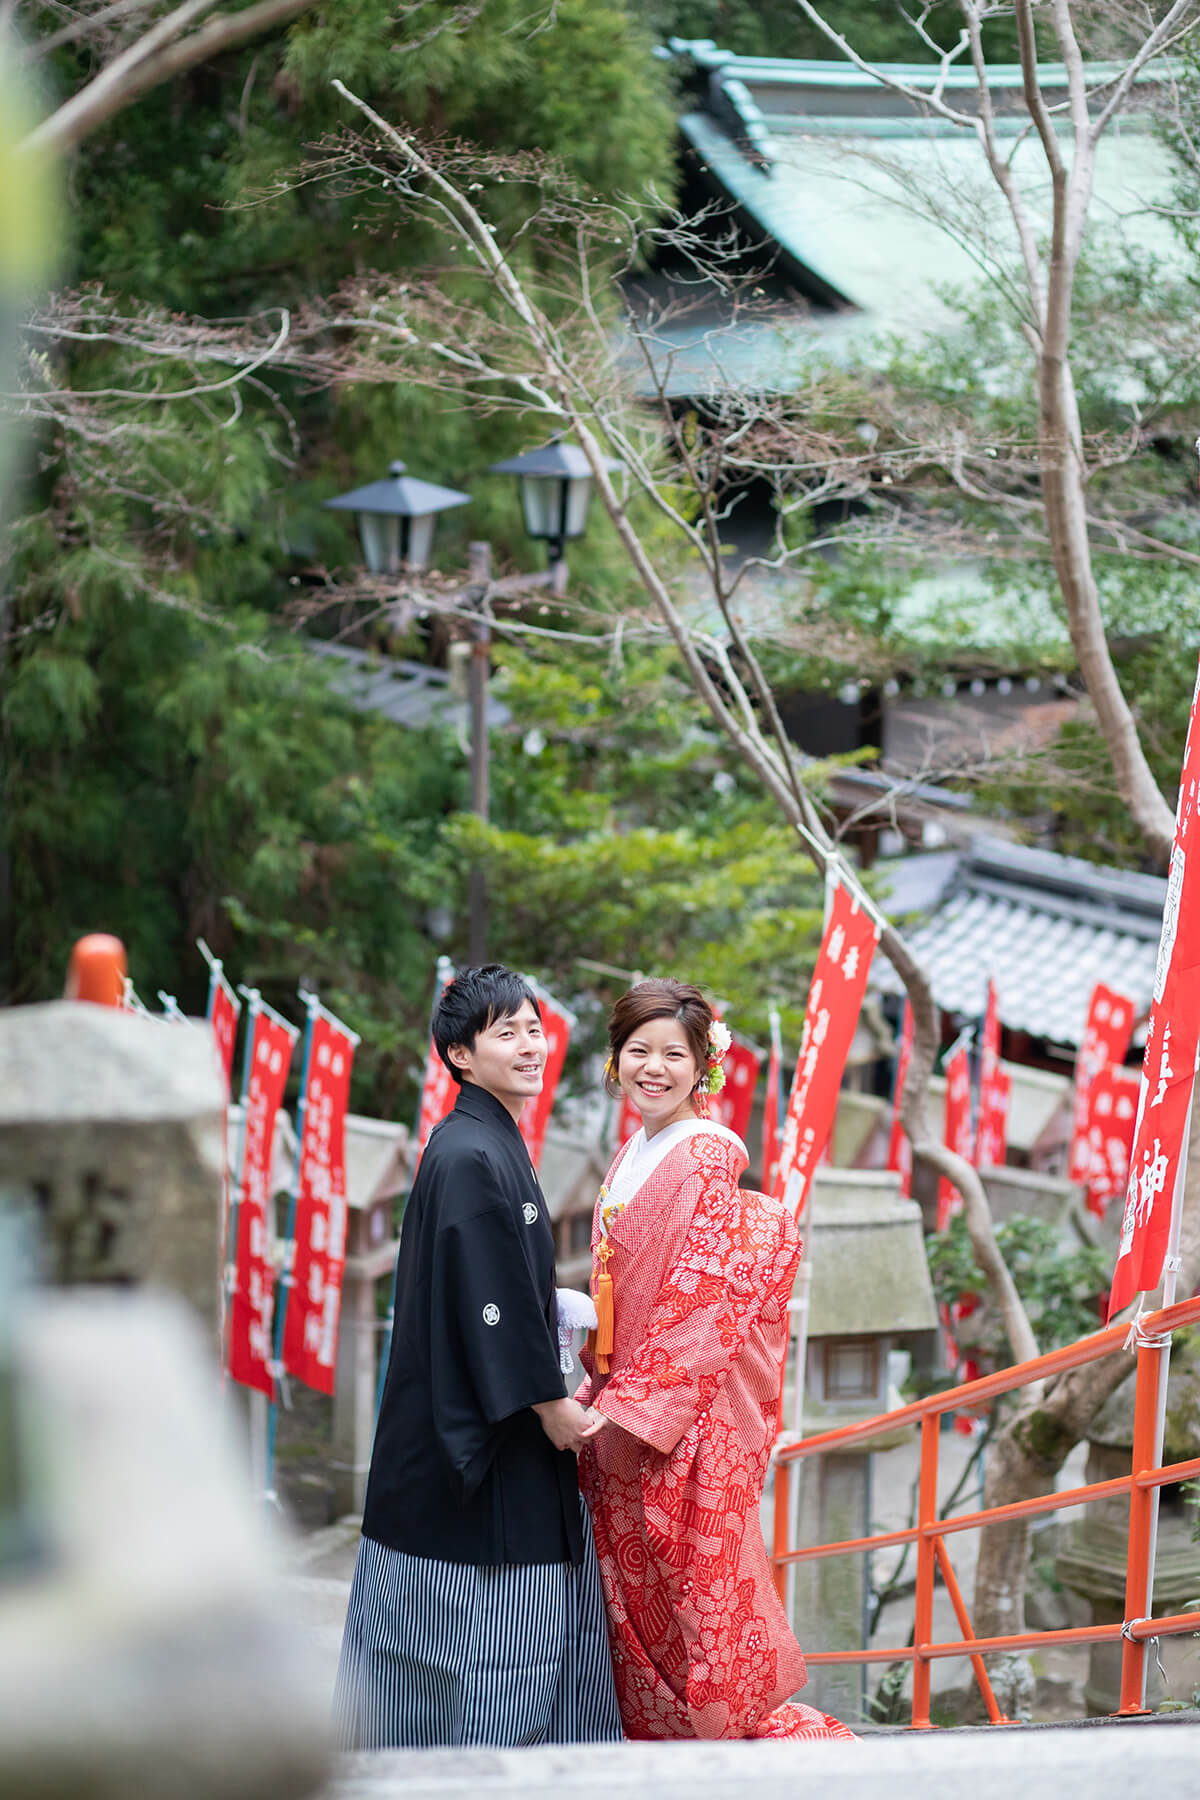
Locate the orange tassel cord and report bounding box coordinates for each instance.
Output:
[591,1238,614,1374]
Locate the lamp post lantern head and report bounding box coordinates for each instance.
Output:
[324,460,471,573]
[487,436,622,565]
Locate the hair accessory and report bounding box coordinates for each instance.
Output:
[701,1019,732,1095]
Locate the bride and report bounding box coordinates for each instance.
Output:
[577,978,855,1742]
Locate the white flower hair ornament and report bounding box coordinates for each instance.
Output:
[701,1019,733,1095]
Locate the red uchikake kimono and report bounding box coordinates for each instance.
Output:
[577,1126,856,1742]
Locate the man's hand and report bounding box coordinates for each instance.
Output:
[532,1396,594,1454]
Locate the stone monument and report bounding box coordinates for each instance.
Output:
[0,985,331,1797]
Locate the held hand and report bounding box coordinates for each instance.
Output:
[532,1396,594,1454]
[579,1411,610,1441]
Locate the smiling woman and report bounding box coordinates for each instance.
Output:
[604,979,709,1132]
[576,978,855,1744]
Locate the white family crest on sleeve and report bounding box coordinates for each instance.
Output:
[482,1303,501,1326]
[523,1201,539,1224]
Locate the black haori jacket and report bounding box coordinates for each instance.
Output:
[362,1081,582,1566]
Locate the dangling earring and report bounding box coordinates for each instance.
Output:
[694,1078,710,1119]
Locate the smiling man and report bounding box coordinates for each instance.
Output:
[333,965,621,1750]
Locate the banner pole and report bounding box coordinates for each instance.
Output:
[203,955,220,1023]
[222,989,261,1376]
[263,992,318,1503]
[1130,1051,1195,1706]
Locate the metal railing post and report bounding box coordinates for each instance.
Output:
[1118,1339,1164,1713]
[911,1411,941,1729]
[773,1459,790,1606]
[933,1538,1007,1724]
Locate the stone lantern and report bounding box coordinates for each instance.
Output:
[788,1167,939,1721]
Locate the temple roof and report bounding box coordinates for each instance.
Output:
[639,44,1182,392]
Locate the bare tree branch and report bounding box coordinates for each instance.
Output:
[21,0,319,155]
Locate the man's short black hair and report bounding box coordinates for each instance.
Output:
[433,964,541,1083]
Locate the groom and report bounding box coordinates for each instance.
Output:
[333,964,620,1748]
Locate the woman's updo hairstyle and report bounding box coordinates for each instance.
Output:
[604,979,713,1099]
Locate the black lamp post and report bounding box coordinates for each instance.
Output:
[324,439,621,965]
[487,436,621,566]
[323,460,470,572]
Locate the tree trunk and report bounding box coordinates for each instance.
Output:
[1036,356,1175,866]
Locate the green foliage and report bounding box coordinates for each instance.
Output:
[64,0,674,315]
[449,638,825,1060]
[644,1,1026,63]
[456,813,822,1043]
[928,1212,1111,1359]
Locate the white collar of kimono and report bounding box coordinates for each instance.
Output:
[606,1118,746,1213]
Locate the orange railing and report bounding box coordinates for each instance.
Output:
[772,1291,1200,1728]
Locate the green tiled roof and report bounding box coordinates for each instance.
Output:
[636,48,1185,392]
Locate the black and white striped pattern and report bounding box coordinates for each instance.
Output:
[332,1497,622,1748]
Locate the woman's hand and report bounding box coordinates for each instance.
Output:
[580,1410,610,1440]
[533,1397,594,1453]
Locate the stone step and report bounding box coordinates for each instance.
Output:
[321,1718,1200,1800]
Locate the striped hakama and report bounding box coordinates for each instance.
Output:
[332,1497,622,1748]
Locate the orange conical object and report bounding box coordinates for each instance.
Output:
[65,934,127,1007]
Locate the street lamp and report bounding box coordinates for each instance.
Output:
[323,439,621,967]
[487,436,622,565]
[323,460,471,573]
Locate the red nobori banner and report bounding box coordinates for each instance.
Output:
[1068,983,1136,1183]
[283,1012,356,1395]
[415,1042,457,1156]
[977,1066,1011,1171]
[886,1001,914,1199]
[615,1084,641,1147]
[975,981,1009,1169]
[710,1038,761,1143]
[937,1041,974,1231]
[208,974,241,1093]
[774,880,878,1226]
[413,962,459,1165]
[519,988,573,1169]
[1111,661,1200,1314]
[229,1009,298,1396]
[762,1010,783,1194]
[1081,1064,1139,1220]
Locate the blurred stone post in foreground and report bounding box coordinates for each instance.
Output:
[0,986,331,1800]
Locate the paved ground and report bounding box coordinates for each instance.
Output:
[316,1719,1200,1800]
[281,1515,362,1696]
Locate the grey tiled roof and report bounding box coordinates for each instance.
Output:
[872,838,1166,1047]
